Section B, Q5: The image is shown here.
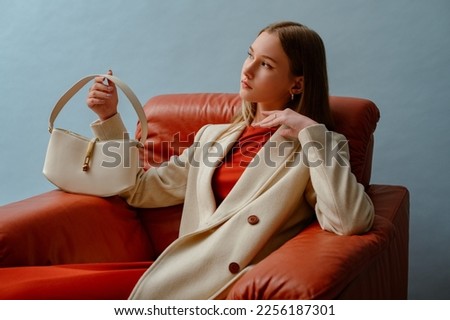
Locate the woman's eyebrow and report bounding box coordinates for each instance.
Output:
[249,46,278,65]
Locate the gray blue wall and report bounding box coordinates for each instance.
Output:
[1,0,449,299]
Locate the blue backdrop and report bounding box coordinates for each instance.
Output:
[1,0,449,299]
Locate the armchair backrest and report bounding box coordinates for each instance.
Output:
[136,93,380,187]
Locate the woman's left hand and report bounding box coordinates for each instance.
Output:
[252,109,318,138]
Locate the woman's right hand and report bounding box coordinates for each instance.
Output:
[86,70,118,121]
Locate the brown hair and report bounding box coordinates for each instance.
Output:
[233,21,334,130]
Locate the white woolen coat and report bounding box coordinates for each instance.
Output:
[91,114,374,299]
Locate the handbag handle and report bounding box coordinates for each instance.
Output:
[48,74,148,146]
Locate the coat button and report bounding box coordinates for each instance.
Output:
[228,262,240,274]
[247,215,260,225]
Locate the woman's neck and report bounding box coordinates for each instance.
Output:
[253,103,284,123]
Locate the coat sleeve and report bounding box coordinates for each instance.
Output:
[299,124,374,235]
[90,113,206,208]
[90,113,129,140]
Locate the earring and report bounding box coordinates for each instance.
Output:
[291,93,295,101]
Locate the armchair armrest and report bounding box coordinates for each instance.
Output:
[227,185,409,299]
[0,190,153,267]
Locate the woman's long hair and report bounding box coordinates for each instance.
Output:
[232,21,334,130]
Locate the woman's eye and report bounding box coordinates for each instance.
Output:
[261,61,273,69]
[246,52,272,69]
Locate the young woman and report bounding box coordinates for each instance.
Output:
[86,21,374,299]
[0,21,373,300]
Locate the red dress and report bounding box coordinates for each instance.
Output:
[0,126,276,299]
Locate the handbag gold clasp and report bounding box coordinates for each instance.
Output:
[82,138,98,171]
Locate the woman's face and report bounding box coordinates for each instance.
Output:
[240,31,299,110]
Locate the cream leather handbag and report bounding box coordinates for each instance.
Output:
[43,74,147,197]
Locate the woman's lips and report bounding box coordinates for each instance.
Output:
[241,80,252,89]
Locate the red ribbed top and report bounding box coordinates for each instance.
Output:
[212,125,278,205]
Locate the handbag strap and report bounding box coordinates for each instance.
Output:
[48,74,148,146]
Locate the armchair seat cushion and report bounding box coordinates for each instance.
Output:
[0,191,154,267]
[0,262,150,300]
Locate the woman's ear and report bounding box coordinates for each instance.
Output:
[290,76,304,94]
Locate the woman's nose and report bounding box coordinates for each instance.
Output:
[243,60,255,79]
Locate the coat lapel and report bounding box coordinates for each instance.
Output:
[207,125,301,225]
[195,124,246,221]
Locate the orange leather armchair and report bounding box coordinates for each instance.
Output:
[0,93,409,299]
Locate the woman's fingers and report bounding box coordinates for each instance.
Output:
[88,87,112,99]
[86,70,119,120]
[86,74,115,109]
[90,81,114,93]
[87,97,105,107]
[86,86,112,108]
[253,110,282,127]
[253,109,317,138]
